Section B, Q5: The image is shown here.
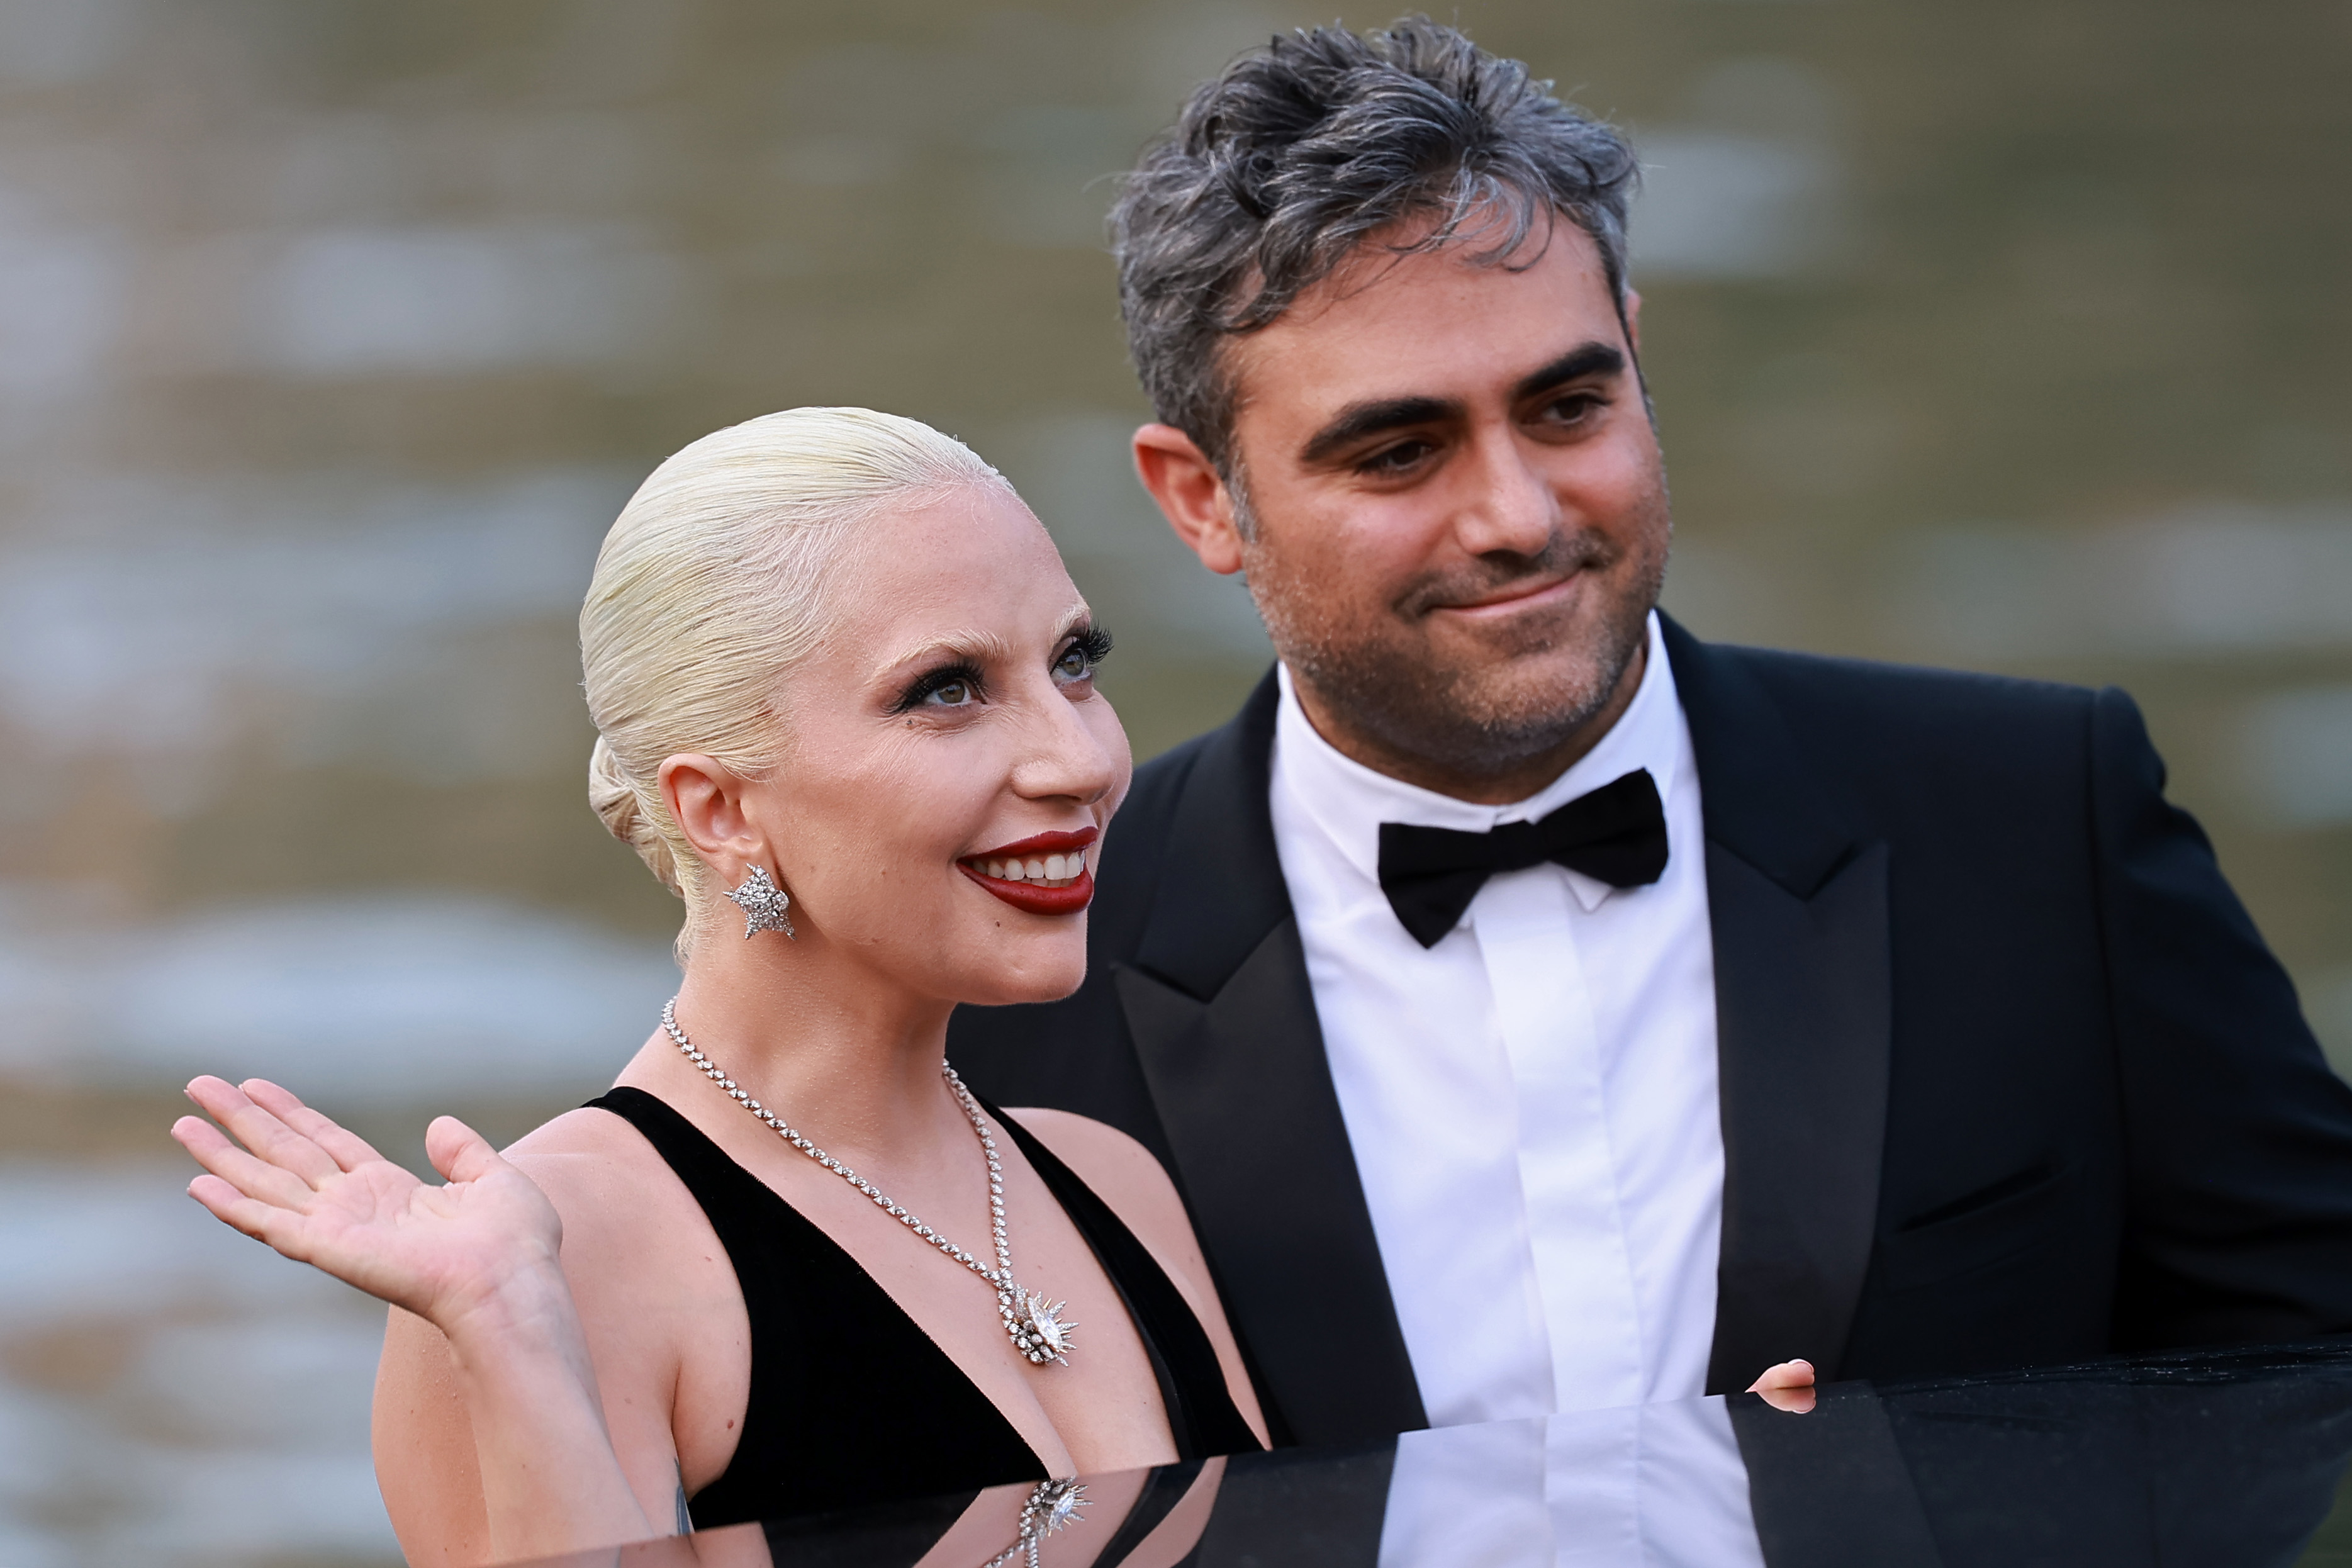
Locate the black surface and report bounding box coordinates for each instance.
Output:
[1738,1341,2352,1567]
[503,1338,2352,1567]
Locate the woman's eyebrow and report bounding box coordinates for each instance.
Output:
[873,631,1009,680]
[873,605,1093,681]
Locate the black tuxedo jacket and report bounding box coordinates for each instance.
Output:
[947,616,2352,1448]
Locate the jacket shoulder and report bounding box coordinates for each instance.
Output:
[1709,641,2106,760]
[1673,636,2125,848]
[1717,641,2096,719]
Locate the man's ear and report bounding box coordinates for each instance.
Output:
[1623,288,1644,356]
[1133,423,1246,577]
[660,753,763,879]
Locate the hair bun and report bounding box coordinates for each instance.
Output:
[589,734,685,897]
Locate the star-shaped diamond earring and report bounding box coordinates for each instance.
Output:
[724,864,795,939]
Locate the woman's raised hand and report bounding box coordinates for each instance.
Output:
[172,1077,566,1338]
[176,1078,660,1558]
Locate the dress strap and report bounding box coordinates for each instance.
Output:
[983,1099,1263,1460]
[582,1087,1046,1527]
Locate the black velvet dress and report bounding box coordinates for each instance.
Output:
[582,1087,1260,1528]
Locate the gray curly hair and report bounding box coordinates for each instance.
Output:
[1112,17,1641,473]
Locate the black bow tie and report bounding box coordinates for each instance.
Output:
[1375,769,1669,948]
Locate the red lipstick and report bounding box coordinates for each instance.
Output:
[959,827,1099,916]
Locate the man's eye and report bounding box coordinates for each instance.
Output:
[1360,439,1436,476]
[1540,393,1603,426]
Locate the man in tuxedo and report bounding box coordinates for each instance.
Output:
[948,20,2352,1448]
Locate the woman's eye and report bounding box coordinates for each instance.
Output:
[927,678,973,706]
[1055,627,1112,683]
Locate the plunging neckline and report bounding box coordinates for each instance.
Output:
[584,1085,1258,1526]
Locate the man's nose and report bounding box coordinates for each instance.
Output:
[1451,430,1559,559]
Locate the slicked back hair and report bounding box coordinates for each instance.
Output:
[1112,18,1640,473]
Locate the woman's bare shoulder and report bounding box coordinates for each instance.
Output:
[500,1105,687,1246]
[1000,1109,1189,1255]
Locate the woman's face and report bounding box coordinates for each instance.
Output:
[743,484,1133,1007]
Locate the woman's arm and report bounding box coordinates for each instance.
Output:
[374,1304,493,1564]
[174,1076,661,1564]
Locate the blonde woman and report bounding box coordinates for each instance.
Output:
[172,409,1265,1565]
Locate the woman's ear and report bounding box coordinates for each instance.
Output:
[659,753,764,876]
[1133,423,1247,576]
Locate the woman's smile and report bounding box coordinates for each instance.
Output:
[960,826,1100,914]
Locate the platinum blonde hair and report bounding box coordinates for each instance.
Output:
[580,406,1009,956]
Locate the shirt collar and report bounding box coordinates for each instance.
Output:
[1272,612,1683,910]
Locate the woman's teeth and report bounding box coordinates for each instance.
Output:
[975,846,1093,887]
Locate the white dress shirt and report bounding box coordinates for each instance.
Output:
[1377,1400,1766,1568]
[1268,612,1725,1425]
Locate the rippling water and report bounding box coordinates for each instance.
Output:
[1,1,2346,1560]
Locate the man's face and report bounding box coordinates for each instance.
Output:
[1219,217,1671,796]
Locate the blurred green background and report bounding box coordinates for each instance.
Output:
[0,0,2346,1561]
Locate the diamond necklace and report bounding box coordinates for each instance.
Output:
[659,997,1077,1366]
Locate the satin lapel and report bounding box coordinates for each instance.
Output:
[1118,671,1428,1448]
[1662,617,1894,1394]
[1703,840,1892,1392]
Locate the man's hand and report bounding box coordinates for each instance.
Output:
[1747,1358,1817,1414]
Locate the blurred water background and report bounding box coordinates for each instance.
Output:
[0,0,2346,1562]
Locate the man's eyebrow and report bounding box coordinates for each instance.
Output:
[1299,395,1460,466]
[1296,343,1630,468]
[1511,342,1627,403]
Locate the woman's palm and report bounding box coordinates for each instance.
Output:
[174,1076,565,1331]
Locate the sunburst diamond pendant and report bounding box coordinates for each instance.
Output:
[982,1477,1090,1568]
[1001,1286,1077,1365]
[1029,1477,1087,1534]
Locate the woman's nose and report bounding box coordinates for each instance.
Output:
[1013,685,1120,804]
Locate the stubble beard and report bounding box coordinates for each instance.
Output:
[1243,488,1671,787]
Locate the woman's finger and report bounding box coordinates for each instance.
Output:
[187,1172,316,1258]
[242,1078,387,1173]
[184,1077,343,1189]
[172,1114,325,1212]
[425,1115,503,1185]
